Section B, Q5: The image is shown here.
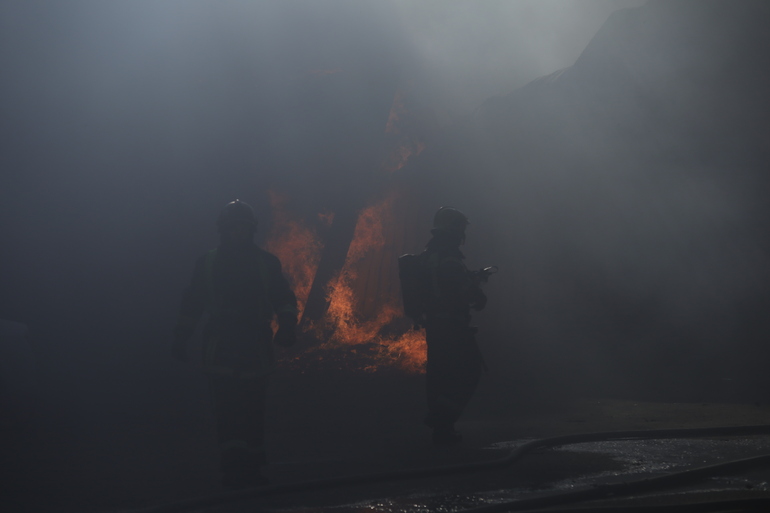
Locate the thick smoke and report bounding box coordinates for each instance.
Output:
[0,0,651,387]
[2,1,769,509]
[458,0,770,402]
[393,0,646,118]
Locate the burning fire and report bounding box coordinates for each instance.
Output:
[267,190,427,374]
[266,191,324,320]
[323,196,391,344]
[267,89,429,374]
[321,193,426,373]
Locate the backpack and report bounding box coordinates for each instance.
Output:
[398,252,433,328]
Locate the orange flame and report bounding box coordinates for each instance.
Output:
[268,89,430,374]
[267,191,426,374]
[324,198,390,345]
[321,193,427,372]
[266,191,324,320]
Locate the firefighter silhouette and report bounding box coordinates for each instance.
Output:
[414,207,487,445]
[172,200,298,488]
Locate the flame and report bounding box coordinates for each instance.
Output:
[343,197,389,263]
[269,90,431,374]
[324,198,390,345]
[267,190,426,374]
[266,191,324,320]
[321,193,427,372]
[377,316,428,374]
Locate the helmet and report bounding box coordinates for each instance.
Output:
[433,206,469,236]
[217,199,257,232]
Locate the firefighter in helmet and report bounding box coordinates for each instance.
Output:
[172,199,298,488]
[422,207,487,445]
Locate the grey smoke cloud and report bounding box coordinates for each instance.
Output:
[0,0,679,385]
[0,0,659,355]
[393,0,647,116]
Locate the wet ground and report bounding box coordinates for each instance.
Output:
[6,367,770,513]
[204,433,770,513]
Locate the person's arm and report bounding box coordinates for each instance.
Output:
[436,257,486,314]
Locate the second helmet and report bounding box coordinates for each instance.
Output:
[217,199,257,232]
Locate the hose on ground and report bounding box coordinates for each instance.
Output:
[130,424,770,513]
[512,496,770,513]
[463,453,770,512]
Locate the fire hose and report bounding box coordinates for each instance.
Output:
[499,498,770,513]
[129,424,770,513]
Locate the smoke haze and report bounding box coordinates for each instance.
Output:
[0,0,648,384]
[2,1,769,510]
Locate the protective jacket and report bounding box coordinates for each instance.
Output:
[423,230,486,323]
[174,243,298,378]
[422,229,486,430]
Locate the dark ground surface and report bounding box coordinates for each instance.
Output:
[5,363,770,513]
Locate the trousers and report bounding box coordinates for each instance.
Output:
[209,375,268,477]
[424,320,483,429]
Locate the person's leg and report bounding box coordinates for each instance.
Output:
[210,376,268,488]
[425,324,467,445]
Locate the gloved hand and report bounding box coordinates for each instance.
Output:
[274,313,298,348]
[172,336,188,362]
